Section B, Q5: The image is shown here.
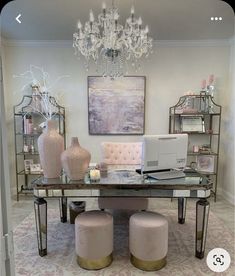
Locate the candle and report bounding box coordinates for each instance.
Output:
[90,169,100,181]
[145,25,149,34]
[102,2,106,10]
[131,6,135,15]
[89,10,94,22]
[131,6,135,22]
[77,21,82,29]
[97,162,108,177]
[114,12,119,21]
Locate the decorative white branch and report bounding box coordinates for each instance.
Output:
[13,65,70,120]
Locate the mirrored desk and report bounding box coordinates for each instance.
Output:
[32,170,212,259]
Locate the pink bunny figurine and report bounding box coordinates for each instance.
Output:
[201,79,206,90]
[208,74,214,85]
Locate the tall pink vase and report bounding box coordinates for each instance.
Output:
[61,137,91,180]
[38,119,64,178]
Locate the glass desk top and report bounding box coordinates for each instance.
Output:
[33,170,211,190]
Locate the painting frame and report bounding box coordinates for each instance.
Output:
[88,76,146,135]
[196,155,215,173]
[181,115,205,133]
[30,163,43,174]
[24,159,34,173]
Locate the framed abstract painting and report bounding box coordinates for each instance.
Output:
[88,76,145,135]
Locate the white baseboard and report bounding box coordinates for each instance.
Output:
[217,187,235,205]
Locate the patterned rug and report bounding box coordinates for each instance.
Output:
[13,208,234,276]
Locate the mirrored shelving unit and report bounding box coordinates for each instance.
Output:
[169,93,222,201]
[14,94,66,201]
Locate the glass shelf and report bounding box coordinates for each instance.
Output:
[18,188,34,194]
[195,171,216,176]
[172,132,219,135]
[18,169,43,176]
[170,112,221,116]
[17,151,40,156]
[188,152,218,156]
[16,133,42,136]
[14,111,63,117]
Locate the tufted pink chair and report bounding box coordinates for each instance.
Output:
[98,142,148,211]
[101,142,142,165]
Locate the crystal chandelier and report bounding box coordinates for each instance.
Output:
[73,1,153,78]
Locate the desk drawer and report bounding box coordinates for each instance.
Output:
[100,189,150,197]
[34,189,92,197]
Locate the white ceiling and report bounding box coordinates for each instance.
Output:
[1,0,234,40]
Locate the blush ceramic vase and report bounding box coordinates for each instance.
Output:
[38,119,64,178]
[61,137,91,180]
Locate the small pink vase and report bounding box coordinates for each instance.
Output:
[38,119,64,178]
[61,137,91,180]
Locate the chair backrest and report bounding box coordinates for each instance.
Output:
[101,142,142,165]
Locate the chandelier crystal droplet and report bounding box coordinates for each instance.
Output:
[73,2,153,78]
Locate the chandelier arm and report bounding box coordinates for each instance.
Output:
[73,2,153,78]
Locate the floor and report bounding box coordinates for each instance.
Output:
[11,195,235,275]
[11,195,235,233]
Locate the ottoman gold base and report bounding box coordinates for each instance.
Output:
[130,254,167,271]
[77,253,113,270]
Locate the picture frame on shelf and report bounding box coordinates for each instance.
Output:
[30,163,43,174]
[196,155,215,173]
[199,144,212,154]
[88,76,145,135]
[24,159,34,173]
[181,115,205,132]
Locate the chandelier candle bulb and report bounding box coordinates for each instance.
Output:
[131,6,135,22]
[89,10,94,22]
[102,2,106,11]
[77,21,82,29]
[131,6,135,15]
[145,25,149,34]
[73,1,153,78]
[114,13,119,20]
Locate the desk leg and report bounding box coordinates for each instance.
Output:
[178,197,187,224]
[34,197,47,257]
[195,198,210,259]
[59,197,67,223]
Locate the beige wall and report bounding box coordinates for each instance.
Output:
[2,40,233,203]
[218,37,235,205]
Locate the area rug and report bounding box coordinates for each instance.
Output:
[13,208,234,276]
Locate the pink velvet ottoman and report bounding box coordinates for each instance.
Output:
[129,211,168,271]
[75,210,113,270]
